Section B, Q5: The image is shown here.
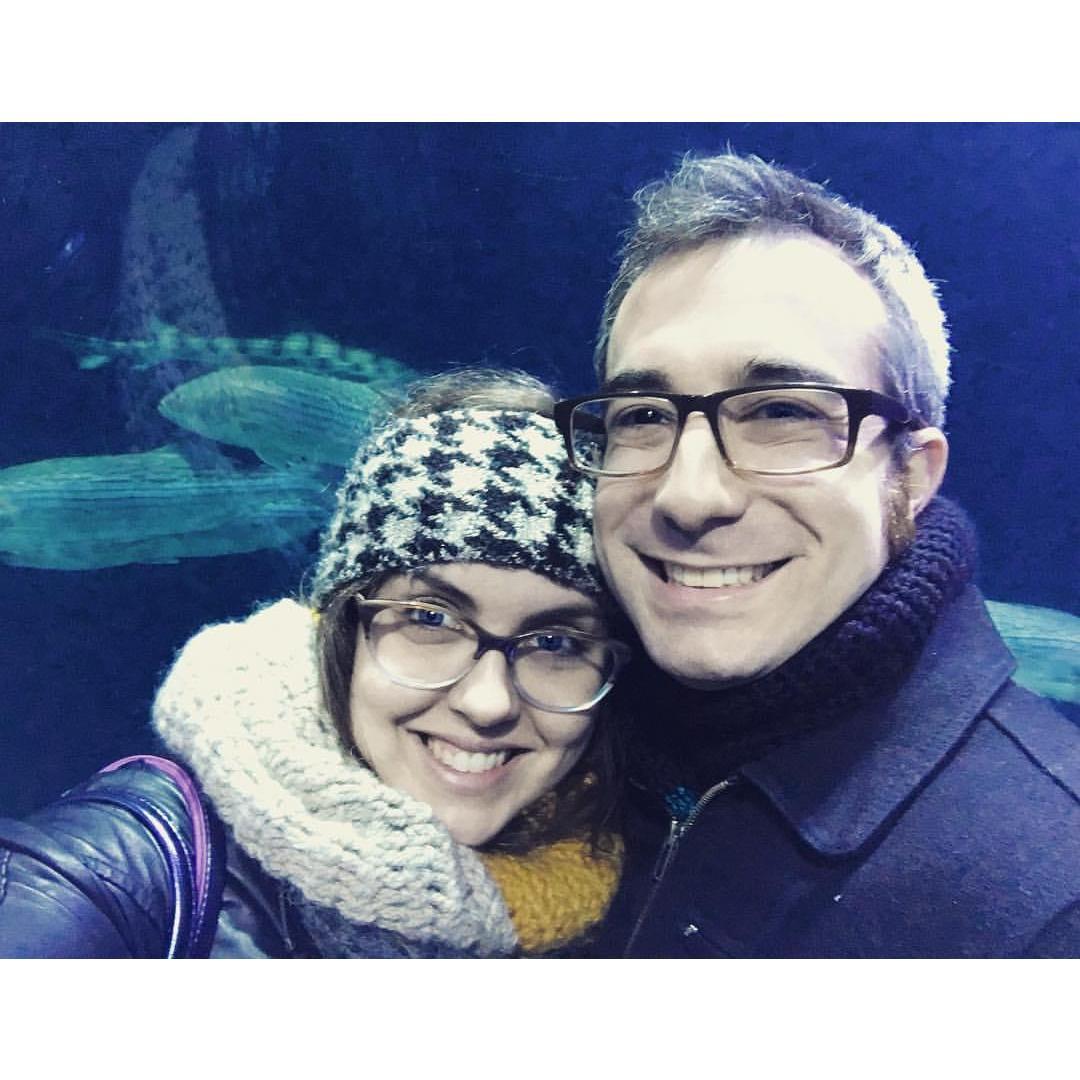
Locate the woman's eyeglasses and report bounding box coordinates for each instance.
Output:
[353,598,630,713]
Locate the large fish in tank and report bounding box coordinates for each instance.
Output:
[157,365,396,468]
[6,320,422,568]
[2,444,1076,703]
[0,446,332,570]
[986,601,1080,705]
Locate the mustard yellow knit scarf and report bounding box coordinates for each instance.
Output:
[481,833,624,955]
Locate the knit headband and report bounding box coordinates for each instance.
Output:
[310,409,602,606]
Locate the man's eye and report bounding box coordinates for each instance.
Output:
[609,405,674,430]
[740,399,826,422]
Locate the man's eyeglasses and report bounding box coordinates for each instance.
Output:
[553,384,928,479]
[354,599,631,714]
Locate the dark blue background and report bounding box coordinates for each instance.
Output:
[1,123,1077,817]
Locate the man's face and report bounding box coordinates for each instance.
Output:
[594,230,945,688]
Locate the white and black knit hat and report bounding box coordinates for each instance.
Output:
[310,408,602,606]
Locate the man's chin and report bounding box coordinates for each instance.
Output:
[644,638,781,691]
[675,670,768,692]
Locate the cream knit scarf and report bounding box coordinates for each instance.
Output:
[151,598,518,957]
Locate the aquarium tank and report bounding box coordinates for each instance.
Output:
[0,122,1076,816]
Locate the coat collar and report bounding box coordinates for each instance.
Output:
[740,586,1016,856]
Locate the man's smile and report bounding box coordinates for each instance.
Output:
[661,559,788,588]
[635,551,793,591]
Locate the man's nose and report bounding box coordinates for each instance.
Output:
[446,649,520,729]
[652,413,750,534]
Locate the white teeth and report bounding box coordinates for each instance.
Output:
[425,736,510,774]
[665,562,774,588]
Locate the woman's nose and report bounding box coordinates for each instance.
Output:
[445,649,520,728]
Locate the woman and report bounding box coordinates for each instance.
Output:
[0,370,629,958]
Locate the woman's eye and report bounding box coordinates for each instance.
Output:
[531,632,580,655]
[406,607,461,630]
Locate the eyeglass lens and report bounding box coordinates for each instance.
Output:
[365,605,617,711]
[571,388,854,476]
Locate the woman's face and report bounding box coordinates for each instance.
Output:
[347,563,605,846]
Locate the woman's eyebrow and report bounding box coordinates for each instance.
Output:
[399,570,477,613]
[516,605,603,634]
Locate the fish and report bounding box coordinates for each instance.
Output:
[986,600,1080,704]
[0,513,325,571]
[0,446,332,570]
[157,366,394,468]
[50,319,416,386]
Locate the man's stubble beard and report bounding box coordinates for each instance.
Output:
[885,465,917,561]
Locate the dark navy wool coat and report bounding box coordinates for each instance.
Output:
[592,586,1079,958]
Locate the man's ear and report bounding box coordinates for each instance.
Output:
[904,427,949,515]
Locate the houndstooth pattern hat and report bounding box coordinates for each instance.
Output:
[309,409,602,606]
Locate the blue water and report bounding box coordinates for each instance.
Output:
[1,123,1077,816]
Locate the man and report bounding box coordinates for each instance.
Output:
[554,152,1079,957]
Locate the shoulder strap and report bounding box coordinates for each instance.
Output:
[87,755,225,957]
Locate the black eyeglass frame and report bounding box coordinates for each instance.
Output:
[553,383,929,478]
[353,598,632,714]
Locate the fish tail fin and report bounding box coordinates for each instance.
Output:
[36,327,116,368]
[79,354,113,370]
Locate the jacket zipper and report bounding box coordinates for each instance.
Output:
[623,776,738,957]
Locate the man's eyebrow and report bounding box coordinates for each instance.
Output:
[598,368,675,394]
[599,360,844,396]
[738,358,839,385]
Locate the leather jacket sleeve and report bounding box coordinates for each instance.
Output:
[0,760,204,958]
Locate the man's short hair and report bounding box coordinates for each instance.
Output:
[595,152,952,428]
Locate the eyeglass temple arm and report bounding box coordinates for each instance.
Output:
[862,390,929,431]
